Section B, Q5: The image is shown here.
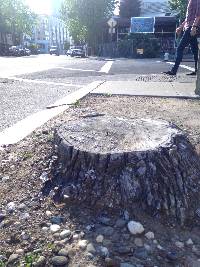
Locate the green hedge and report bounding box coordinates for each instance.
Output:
[118,33,160,58]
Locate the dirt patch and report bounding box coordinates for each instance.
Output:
[1,95,200,267]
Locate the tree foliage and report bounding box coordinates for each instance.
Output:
[119,0,141,19]
[61,0,116,45]
[169,0,188,21]
[0,0,37,35]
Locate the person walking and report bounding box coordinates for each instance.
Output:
[164,0,200,76]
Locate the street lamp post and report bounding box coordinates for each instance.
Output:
[195,39,200,95]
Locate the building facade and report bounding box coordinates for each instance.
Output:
[30,14,68,54]
[140,0,170,17]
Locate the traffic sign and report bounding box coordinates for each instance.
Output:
[107,18,117,28]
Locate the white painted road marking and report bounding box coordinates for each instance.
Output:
[54,67,99,72]
[166,62,195,72]
[5,77,82,87]
[99,61,114,73]
[0,81,103,145]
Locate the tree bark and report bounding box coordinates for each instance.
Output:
[50,115,200,224]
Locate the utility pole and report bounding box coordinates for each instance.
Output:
[195,40,200,95]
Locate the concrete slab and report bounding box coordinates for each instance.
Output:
[91,81,199,98]
[0,81,103,145]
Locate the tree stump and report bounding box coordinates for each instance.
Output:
[51,115,200,224]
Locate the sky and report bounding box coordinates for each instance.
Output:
[25,0,53,14]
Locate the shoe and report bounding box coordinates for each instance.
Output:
[162,70,176,76]
[186,71,197,76]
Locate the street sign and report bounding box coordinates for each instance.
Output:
[107,18,117,28]
[109,28,116,34]
[131,17,155,33]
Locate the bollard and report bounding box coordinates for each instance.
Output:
[195,38,200,95]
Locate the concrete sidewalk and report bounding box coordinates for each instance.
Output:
[91,80,199,98]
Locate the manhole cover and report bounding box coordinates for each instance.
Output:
[136,74,195,83]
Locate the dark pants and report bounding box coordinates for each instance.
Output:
[172,27,198,74]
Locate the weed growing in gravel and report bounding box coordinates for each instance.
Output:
[104,92,112,97]
[47,243,56,252]
[20,151,34,160]
[0,260,5,267]
[73,100,81,108]
[20,252,39,267]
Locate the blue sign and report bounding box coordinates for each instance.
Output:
[131,17,155,33]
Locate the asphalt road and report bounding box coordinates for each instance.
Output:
[0,54,196,132]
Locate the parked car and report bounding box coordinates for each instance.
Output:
[22,48,31,56]
[66,48,85,58]
[49,46,59,56]
[9,46,31,56]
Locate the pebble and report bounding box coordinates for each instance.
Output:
[50,224,61,233]
[144,244,152,252]
[105,257,118,267]
[166,251,179,261]
[0,212,6,221]
[98,216,112,226]
[96,235,104,243]
[60,230,71,239]
[115,218,127,228]
[157,244,164,250]
[134,247,148,260]
[114,246,131,254]
[78,239,88,249]
[39,172,49,182]
[103,239,112,247]
[86,224,95,231]
[2,176,10,182]
[53,233,60,239]
[34,256,46,267]
[145,231,155,239]
[7,202,16,212]
[18,203,26,210]
[123,210,130,221]
[98,226,114,237]
[46,210,52,217]
[51,256,69,266]
[86,253,95,260]
[42,227,49,232]
[50,216,64,225]
[58,249,68,257]
[21,232,30,240]
[20,212,30,220]
[175,241,184,249]
[120,263,136,267]
[186,238,193,245]
[73,234,79,240]
[127,221,144,235]
[15,249,24,254]
[134,238,144,247]
[7,254,19,264]
[100,246,109,257]
[86,243,96,254]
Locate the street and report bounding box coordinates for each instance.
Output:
[0,54,196,133]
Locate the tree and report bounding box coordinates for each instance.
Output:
[169,0,188,22]
[0,0,37,36]
[61,0,116,45]
[119,0,141,19]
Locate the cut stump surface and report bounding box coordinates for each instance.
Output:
[52,115,200,223]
